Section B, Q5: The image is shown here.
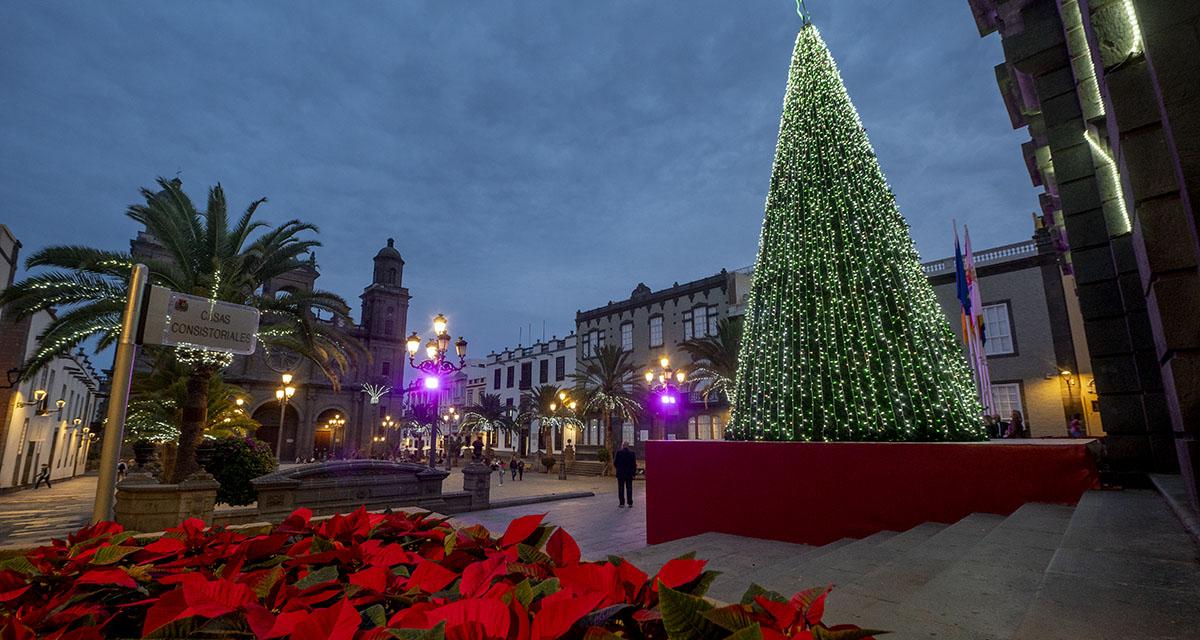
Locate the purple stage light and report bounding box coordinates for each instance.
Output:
[423,376,440,390]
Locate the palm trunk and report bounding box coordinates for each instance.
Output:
[170,367,214,483]
[602,409,615,476]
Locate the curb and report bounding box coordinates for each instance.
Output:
[469,491,596,512]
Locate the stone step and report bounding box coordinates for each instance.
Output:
[822,512,1007,628]
[565,460,606,476]
[890,503,1074,640]
[1013,490,1200,640]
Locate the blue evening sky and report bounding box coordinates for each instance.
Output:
[1,1,1032,357]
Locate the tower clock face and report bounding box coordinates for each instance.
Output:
[263,344,302,374]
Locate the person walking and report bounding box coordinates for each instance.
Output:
[33,464,52,489]
[517,458,525,481]
[509,456,518,481]
[492,458,504,485]
[614,441,637,508]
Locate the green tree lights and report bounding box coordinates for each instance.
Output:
[728,25,984,443]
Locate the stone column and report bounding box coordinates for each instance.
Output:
[462,462,491,510]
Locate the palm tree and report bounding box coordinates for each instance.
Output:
[125,354,260,443]
[573,344,642,472]
[679,318,742,408]
[460,393,518,444]
[0,178,364,482]
[520,384,578,454]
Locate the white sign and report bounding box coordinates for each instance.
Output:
[142,285,260,355]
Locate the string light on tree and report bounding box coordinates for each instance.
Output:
[728,21,984,443]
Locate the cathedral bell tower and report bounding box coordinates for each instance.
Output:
[360,238,410,386]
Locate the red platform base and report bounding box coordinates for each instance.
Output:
[645,440,1100,546]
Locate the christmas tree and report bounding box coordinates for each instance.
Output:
[728,24,985,442]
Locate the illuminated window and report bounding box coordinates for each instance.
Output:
[991,383,1023,418]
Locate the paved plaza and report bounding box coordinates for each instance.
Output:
[0,473,97,550]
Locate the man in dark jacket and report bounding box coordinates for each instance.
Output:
[613,442,637,508]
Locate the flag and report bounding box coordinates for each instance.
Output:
[954,223,993,417]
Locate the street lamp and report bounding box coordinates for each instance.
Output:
[441,407,461,469]
[646,356,686,439]
[406,313,469,469]
[274,373,297,459]
[16,388,49,415]
[549,390,578,480]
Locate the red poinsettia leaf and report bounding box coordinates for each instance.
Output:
[546,528,582,567]
[141,536,186,555]
[141,588,189,635]
[500,514,545,548]
[531,589,607,640]
[0,569,30,602]
[652,558,706,592]
[756,596,801,631]
[290,599,361,640]
[349,566,390,593]
[615,560,649,602]
[460,555,509,598]
[243,603,277,639]
[76,567,136,589]
[183,576,256,611]
[279,507,313,532]
[387,601,437,628]
[407,560,458,594]
[427,598,511,639]
[804,593,827,627]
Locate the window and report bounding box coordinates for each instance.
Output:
[581,329,604,358]
[688,415,726,440]
[493,368,501,390]
[506,366,515,388]
[519,362,532,390]
[684,305,719,340]
[620,322,633,352]
[555,356,565,381]
[991,383,1023,418]
[983,303,1015,355]
[649,316,663,348]
[539,359,549,384]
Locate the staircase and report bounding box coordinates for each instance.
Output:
[564,460,606,476]
[622,489,1200,639]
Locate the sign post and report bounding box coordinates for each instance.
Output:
[92,277,260,523]
[92,264,149,523]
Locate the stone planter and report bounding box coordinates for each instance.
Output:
[115,472,220,533]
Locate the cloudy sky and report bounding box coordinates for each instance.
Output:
[1,1,1033,357]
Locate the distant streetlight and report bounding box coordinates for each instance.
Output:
[549,390,578,480]
[274,373,297,458]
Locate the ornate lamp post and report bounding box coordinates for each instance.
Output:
[549,391,578,480]
[645,356,686,440]
[274,373,296,460]
[406,313,468,469]
[379,415,395,457]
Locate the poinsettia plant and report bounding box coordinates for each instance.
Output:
[0,509,884,639]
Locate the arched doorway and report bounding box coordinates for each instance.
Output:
[313,408,348,460]
[252,403,300,461]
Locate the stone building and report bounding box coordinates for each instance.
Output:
[0,224,103,489]
[574,271,751,454]
[130,232,411,462]
[478,334,576,455]
[967,0,1200,505]
[925,228,1098,437]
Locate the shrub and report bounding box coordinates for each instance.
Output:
[0,510,882,639]
[200,436,277,506]
[596,447,611,464]
[541,455,557,471]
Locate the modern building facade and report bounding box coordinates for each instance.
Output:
[968,0,1200,505]
[0,225,103,489]
[130,232,412,461]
